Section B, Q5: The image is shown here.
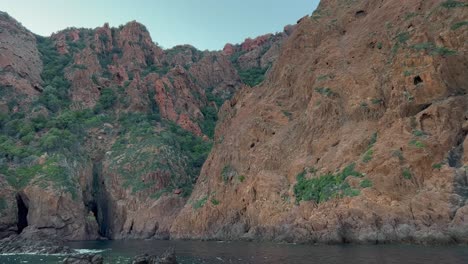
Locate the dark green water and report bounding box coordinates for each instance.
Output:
[1,240,468,264]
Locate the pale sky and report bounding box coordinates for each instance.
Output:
[0,0,319,50]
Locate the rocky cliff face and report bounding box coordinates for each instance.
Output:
[171,0,468,243]
[1,0,467,244]
[0,10,291,240]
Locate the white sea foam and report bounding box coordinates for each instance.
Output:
[75,248,110,254]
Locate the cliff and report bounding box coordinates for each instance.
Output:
[1,0,467,244]
[171,0,468,243]
[0,10,292,240]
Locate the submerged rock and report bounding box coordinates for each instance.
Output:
[131,247,177,264]
[63,254,104,264]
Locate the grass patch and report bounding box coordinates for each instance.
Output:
[238,175,246,182]
[432,163,443,169]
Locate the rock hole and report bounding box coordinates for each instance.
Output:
[414,76,423,85]
[250,143,255,148]
[16,194,28,234]
[355,10,367,18]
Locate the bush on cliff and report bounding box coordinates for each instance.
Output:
[294,164,362,204]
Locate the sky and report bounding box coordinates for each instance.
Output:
[0,0,319,50]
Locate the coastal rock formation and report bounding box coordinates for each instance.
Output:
[171,0,468,243]
[1,0,467,244]
[0,8,289,241]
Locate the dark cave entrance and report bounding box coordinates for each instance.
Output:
[84,162,112,239]
[16,194,28,234]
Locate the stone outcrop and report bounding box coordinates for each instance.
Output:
[0,11,42,105]
[0,227,74,254]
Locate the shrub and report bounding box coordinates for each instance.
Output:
[362,149,373,163]
[221,165,237,183]
[200,105,218,139]
[238,175,246,182]
[315,87,336,97]
[96,88,117,110]
[402,168,412,179]
[238,67,268,87]
[294,163,362,203]
[409,139,426,148]
[432,163,443,169]
[211,198,220,206]
[451,21,468,30]
[192,196,208,209]
[412,130,426,137]
[441,1,468,8]
[411,42,457,56]
[360,179,373,188]
[397,32,411,43]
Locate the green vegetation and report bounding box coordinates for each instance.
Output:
[200,105,218,139]
[404,70,412,77]
[36,35,72,112]
[362,132,377,163]
[392,150,404,161]
[360,179,373,188]
[315,87,336,97]
[211,197,220,206]
[409,139,426,148]
[397,32,411,44]
[371,98,383,105]
[451,21,468,30]
[0,197,6,212]
[317,74,334,82]
[402,168,412,180]
[441,1,468,8]
[142,64,170,77]
[368,132,378,148]
[404,91,414,102]
[362,149,374,163]
[95,88,117,111]
[404,12,418,21]
[294,164,362,204]
[412,130,426,137]
[192,196,208,209]
[238,175,246,182]
[432,163,443,169]
[221,165,237,183]
[377,42,383,49]
[108,114,212,196]
[238,67,268,87]
[411,42,457,56]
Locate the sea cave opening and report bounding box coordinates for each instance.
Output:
[16,193,28,234]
